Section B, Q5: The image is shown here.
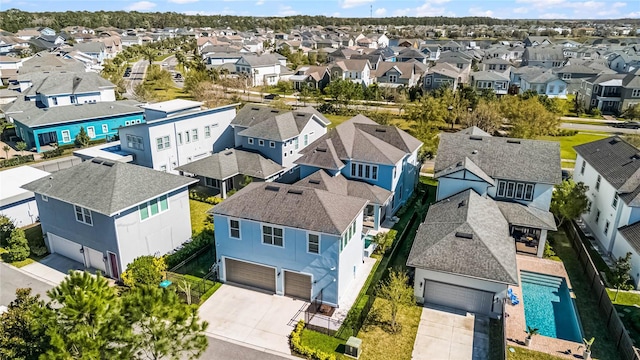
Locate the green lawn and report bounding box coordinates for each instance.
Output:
[537,132,609,160]
[506,346,565,360]
[0,224,49,268]
[189,199,213,235]
[299,329,347,360]
[324,114,352,129]
[553,227,621,360]
[607,289,640,346]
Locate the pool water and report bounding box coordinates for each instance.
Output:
[364,235,374,248]
[520,271,583,342]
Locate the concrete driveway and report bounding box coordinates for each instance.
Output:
[412,305,490,360]
[198,284,307,356]
[20,253,86,286]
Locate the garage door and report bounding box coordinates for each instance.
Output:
[225,258,276,293]
[424,280,494,316]
[48,233,84,264]
[284,271,312,301]
[85,247,107,273]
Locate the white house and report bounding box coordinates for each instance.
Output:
[0,166,50,226]
[235,54,289,87]
[117,100,237,174]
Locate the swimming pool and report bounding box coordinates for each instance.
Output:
[520,271,583,343]
[364,234,374,248]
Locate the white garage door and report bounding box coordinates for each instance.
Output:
[424,280,494,316]
[225,258,276,293]
[48,233,84,264]
[85,247,107,273]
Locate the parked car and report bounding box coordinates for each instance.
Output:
[264,93,280,100]
[613,121,640,129]
[561,169,571,181]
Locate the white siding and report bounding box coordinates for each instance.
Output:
[338,214,364,303]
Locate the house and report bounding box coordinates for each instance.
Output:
[519,69,568,98]
[553,64,605,94]
[230,105,330,171]
[521,47,566,69]
[406,128,560,316]
[572,137,640,288]
[0,166,50,226]
[117,100,237,174]
[289,65,330,91]
[373,61,425,88]
[211,182,368,305]
[295,115,422,218]
[72,42,107,64]
[423,63,463,91]
[576,73,626,114]
[523,36,553,47]
[470,71,510,96]
[620,70,640,112]
[480,58,511,73]
[22,158,197,279]
[441,41,462,52]
[609,53,640,73]
[396,48,427,64]
[436,52,472,83]
[329,59,372,86]
[235,54,289,87]
[419,45,441,61]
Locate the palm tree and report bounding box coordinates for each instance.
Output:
[15,141,27,156]
[2,145,9,159]
[141,46,156,66]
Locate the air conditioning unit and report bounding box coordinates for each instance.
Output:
[344,336,361,359]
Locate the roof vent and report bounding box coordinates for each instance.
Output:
[458,200,466,208]
[455,232,473,239]
[315,147,327,153]
[224,150,233,155]
[309,179,321,184]
[265,185,280,192]
[633,152,640,160]
[251,107,260,111]
[295,113,305,117]
[270,109,279,113]
[471,150,478,154]
[102,161,114,167]
[469,136,483,141]
[507,139,521,144]
[287,189,304,195]
[375,128,387,133]
[610,138,621,144]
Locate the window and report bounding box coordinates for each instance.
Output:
[125,121,131,126]
[425,77,432,85]
[52,97,58,106]
[497,181,506,197]
[294,137,299,149]
[389,74,397,83]
[248,138,254,145]
[515,183,525,199]
[351,162,378,181]
[192,129,198,141]
[258,139,264,146]
[586,201,592,213]
[41,194,48,202]
[156,136,170,150]
[595,175,601,191]
[61,130,71,143]
[591,99,597,106]
[262,225,283,247]
[633,89,640,98]
[524,184,534,200]
[549,85,556,94]
[506,182,515,198]
[304,134,309,146]
[613,193,619,209]
[87,126,95,138]
[497,180,534,201]
[139,195,169,220]
[102,124,108,133]
[177,133,183,145]
[74,205,92,225]
[604,220,610,235]
[270,141,275,148]
[595,209,600,223]
[204,126,211,138]
[230,219,240,238]
[308,234,320,254]
[580,160,586,175]
[126,134,144,150]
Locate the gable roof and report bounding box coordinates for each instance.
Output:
[233,105,329,142]
[574,137,640,206]
[435,131,561,185]
[238,53,281,67]
[618,222,640,254]
[426,62,461,79]
[21,71,115,96]
[22,158,196,216]
[295,115,422,168]
[406,189,518,285]
[175,149,284,181]
[211,182,368,235]
[495,201,557,231]
[294,170,392,206]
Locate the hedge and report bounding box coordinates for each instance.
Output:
[0,155,34,168]
[189,191,223,205]
[290,321,337,360]
[165,229,213,269]
[41,147,64,159]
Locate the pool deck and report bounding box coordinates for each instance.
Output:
[505,255,583,359]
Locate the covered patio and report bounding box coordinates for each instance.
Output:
[496,201,557,258]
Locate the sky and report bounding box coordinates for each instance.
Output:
[4,0,640,19]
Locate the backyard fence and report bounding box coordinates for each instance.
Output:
[565,221,640,360]
[166,270,217,305]
[168,243,215,275]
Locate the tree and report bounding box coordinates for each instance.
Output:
[611,252,633,301]
[121,255,167,288]
[2,144,10,158]
[141,46,157,66]
[5,228,29,262]
[75,127,90,148]
[15,141,27,156]
[324,78,363,108]
[377,269,414,333]
[0,214,15,246]
[623,104,640,121]
[42,271,130,359]
[121,286,208,360]
[0,288,50,360]
[499,96,559,138]
[462,100,503,134]
[550,180,589,226]
[374,230,397,255]
[407,95,448,125]
[275,80,292,95]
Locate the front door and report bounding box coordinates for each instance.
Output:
[108,252,119,279]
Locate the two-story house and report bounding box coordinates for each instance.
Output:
[620,70,640,112]
[521,47,566,69]
[576,73,626,114]
[289,65,331,91]
[295,115,422,223]
[22,158,197,280]
[117,100,237,174]
[553,64,605,94]
[519,68,568,98]
[396,48,427,64]
[573,137,640,288]
[212,182,368,305]
[329,59,372,86]
[470,71,510,96]
[423,63,463,91]
[480,58,511,73]
[235,54,290,87]
[373,61,426,88]
[419,45,441,61]
[406,127,560,316]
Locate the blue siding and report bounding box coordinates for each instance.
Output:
[238,135,285,165]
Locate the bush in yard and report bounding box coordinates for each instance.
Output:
[376,269,414,333]
[165,229,213,269]
[41,147,64,159]
[0,215,15,247]
[5,228,30,262]
[121,255,167,288]
[289,320,336,360]
[543,242,556,258]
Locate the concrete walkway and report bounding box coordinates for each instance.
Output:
[412,305,489,360]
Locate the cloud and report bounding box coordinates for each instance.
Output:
[168,0,198,4]
[513,7,528,14]
[468,7,494,17]
[279,5,298,16]
[629,11,640,17]
[539,12,567,18]
[256,0,264,4]
[394,1,454,17]
[125,1,156,11]
[340,0,374,9]
[374,8,386,16]
[332,12,341,17]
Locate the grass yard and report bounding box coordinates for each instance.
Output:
[189,199,213,234]
[0,223,49,268]
[537,132,609,160]
[506,346,565,360]
[607,289,640,346]
[323,114,352,129]
[357,298,422,360]
[299,329,348,360]
[553,227,621,360]
[151,86,194,102]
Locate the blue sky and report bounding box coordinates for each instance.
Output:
[4,0,640,19]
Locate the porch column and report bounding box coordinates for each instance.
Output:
[536,229,548,258]
[373,204,380,230]
[221,179,227,199]
[33,132,41,153]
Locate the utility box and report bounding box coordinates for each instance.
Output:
[344,336,362,359]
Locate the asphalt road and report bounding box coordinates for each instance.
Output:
[125,59,148,97]
[560,122,640,134]
[0,262,53,305]
[198,336,290,360]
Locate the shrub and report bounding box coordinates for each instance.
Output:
[289,321,337,360]
[165,229,213,269]
[30,245,48,257]
[121,255,167,288]
[5,228,30,262]
[0,155,34,168]
[552,129,578,137]
[590,108,602,117]
[41,147,64,159]
[0,215,15,247]
[543,242,556,258]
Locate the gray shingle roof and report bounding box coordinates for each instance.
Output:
[25,71,115,96]
[20,53,85,74]
[211,182,368,235]
[406,189,518,285]
[238,53,281,67]
[9,101,143,128]
[435,132,561,185]
[295,115,422,168]
[435,157,495,186]
[472,71,510,82]
[232,105,329,141]
[294,170,392,206]
[22,158,197,216]
[523,47,565,61]
[175,149,284,180]
[496,201,557,231]
[574,137,640,206]
[618,222,640,254]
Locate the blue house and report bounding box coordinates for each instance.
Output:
[295,115,422,227]
[3,71,144,152]
[212,182,368,305]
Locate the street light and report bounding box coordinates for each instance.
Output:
[448,105,454,129]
